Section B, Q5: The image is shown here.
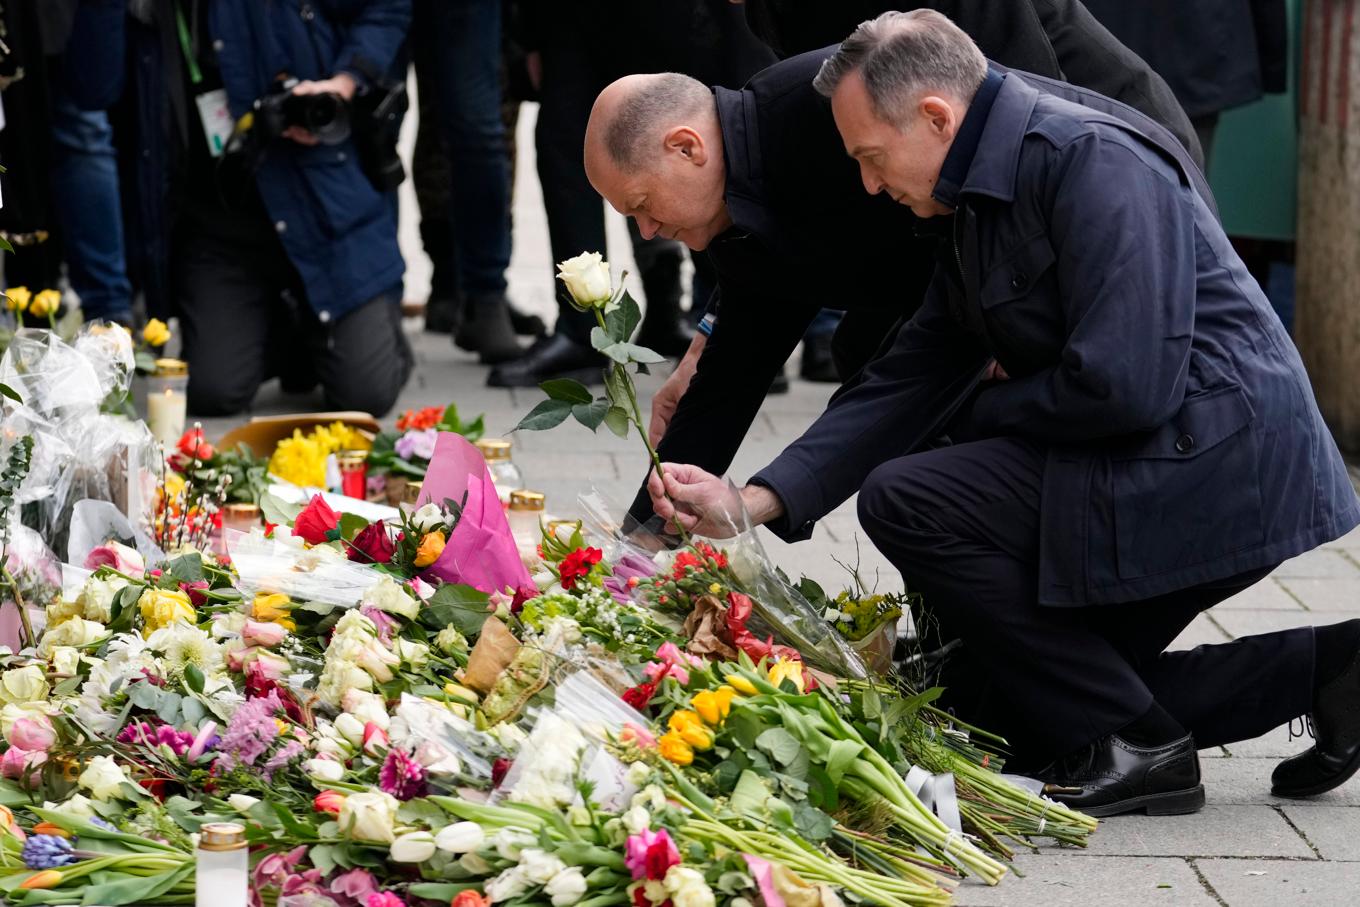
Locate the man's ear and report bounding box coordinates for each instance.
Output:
[920,96,958,140]
[664,126,708,165]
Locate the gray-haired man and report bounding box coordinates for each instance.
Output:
[647,10,1360,817]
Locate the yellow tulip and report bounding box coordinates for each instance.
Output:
[19,870,62,890]
[658,731,694,766]
[252,592,296,630]
[29,289,60,318]
[414,531,447,568]
[5,286,30,313]
[667,710,714,751]
[767,658,806,694]
[691,687,735,726]
[726,674,758,696]
[142,318,171,347]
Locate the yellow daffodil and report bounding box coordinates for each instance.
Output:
[142,318,171,347]
[658,731,694,766]
[252,592,297,631]
[414,531,447,568]
[667,710,715,751]
[767,658,806,693]
[138,588,195,633]
[5,286,30,313]
[726,674,758,696]
[29,289,60,318]
[691,687,735,726]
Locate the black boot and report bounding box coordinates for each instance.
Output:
[508,307,547,338]
[1272,638,1360,798]
[424,292,463,335]
[455,293,522,364]
[486,333,606,388]
[1039,733,1205,817]
[800,332,839,382]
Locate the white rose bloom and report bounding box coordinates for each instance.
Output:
[48,646,82,676]
[341,689,390,729]
[332,713,366,746]
[77,575,128,623]
[0,665,51,705]
[227,794,260,814]
[337,790,399,844]
[44,794,96,820]
[412,503,445,533]
[363,576,419,620]
[518,848,567,885]
[566,805,592,827]
[389,830,437,863]
[625,762,652,787]
[664,866,716,907]
[78,755,131,801]
[304,758,345,783]
[333,609,378,639]
[434,821,485,854]
[36,619,106,658]
[317,659,374,709]
[394,639,430,670]
[485,866,531,903]
[633,784,667,813]
[545,867,589,907]
[556,252,613,308]
[434,626,467,655]
[621,805,651,836]
[212,611,248,639]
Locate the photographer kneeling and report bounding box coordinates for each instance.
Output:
[173,0,411,417]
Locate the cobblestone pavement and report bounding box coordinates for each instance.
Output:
[198,104,1360,905]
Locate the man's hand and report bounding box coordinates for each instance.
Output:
[648,333,706,447]
[647,462,784,538]
[982,359,1010,382]
[282,74,358,146]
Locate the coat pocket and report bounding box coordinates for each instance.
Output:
[1111,385,1264,580]
[979,232,1056,309]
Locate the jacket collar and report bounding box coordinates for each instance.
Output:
[933,70,1039,208]
[714,85,775,238]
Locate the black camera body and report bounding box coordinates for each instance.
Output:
[254,77,351,146]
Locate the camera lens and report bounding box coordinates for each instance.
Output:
[283,92,351,145]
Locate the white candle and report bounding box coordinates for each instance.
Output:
[146,386,187,445]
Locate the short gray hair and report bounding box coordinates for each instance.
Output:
[813,10,987,127]
[604,73,714,170]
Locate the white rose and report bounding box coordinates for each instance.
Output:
[48,646,82,676]
[412,503,445,533]
[633,784,666,812]
[338,790,398,844]
[363,577,418,620]
[332,713,366,747]
[44,794,96,820]
[78,754,131,801]
[212,611,248,639]
[434,821,484,854]
[227,794,260,815]
[341,689,390,729]
[485,866,531,903]
[518,848,567,885]
[434,626,467,655]
[37,618,106,657]
[77,575,128,623]
[389,830,436,863]
[621,805,650,836]
[546,867,588,907]
[0,665,51,705]
[304,758,345,783]
[625,762,652,787]
[556,252,613,309]
[394,639,429,670]
[664,866,715,907]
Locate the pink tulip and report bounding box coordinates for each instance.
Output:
[0,747,45,786]
[186,721,218,761]
[8,716,55,752]
[362,722,389,757]
[243,619,288,648]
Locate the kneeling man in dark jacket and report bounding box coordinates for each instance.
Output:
[646,11,1360,817]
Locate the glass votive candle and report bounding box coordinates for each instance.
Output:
[146,358,189,445]
[336,449,369,499]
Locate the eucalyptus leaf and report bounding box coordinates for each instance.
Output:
[598,341,633,364]
[590,325,613,352]
[793,803,834,842]
[619,342,666,364]
[514,399,573,432]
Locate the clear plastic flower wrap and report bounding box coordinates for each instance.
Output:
[225,528,385,607]
[391,692,496,781]
[0,524,62,649]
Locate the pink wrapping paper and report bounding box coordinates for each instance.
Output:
[417,432,535,598]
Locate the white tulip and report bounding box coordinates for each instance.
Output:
[485,866,531,902]
[227,793,260,815]
[434,821,484,854]
[493,827,535,861]
[519,848,567,885]
[332,713,366,746]
[304,758,345,783]
[556,252,613,309]
[546,866,589,906]
[389,830,436,863]
[459,851,492,874]
[341,689,390,729]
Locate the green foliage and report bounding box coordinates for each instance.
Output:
[0,434,34,556]
[419,582,493,637]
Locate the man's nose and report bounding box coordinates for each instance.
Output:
[635,215,661,240]
[859,163,883,196]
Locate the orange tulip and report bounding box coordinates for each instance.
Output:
[20,870,62,890]
[31,822,70,838]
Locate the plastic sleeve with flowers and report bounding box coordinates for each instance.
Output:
[225,527,390,607]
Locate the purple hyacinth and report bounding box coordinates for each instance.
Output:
[88,817,115,831]
[22,835,76,869]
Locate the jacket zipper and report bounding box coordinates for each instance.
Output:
[952,204,967,287]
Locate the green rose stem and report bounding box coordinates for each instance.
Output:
[0,564,35,649]
[590,306,690,545]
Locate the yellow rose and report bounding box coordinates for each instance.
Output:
[138,588,195,632]
[667,710,714,751]
[141,318,171,347]
[5,286,30,313]
[44,598,83,628]
[691,687,735,726]
[0,666,50,706]
[251,592,296,631]
[767,658,806,694]
[29,290,60,318]
[726,674,758,696]
[658,731,694,766]
[414,530,447,568]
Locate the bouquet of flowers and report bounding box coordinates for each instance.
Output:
[366,403,486,485]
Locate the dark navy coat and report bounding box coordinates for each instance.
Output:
[753,73,1360,606]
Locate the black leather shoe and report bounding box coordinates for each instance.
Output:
[1039,733,1205,817]
[769,367,790,395]
[800,333,839,382]
[486,333,606,388]
[1272,647,1360,798]
[456,293,522,365]
[509,307,547,338]
[424,295,461,334]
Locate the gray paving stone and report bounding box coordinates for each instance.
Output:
[1208,608,1353,638]
[1276,578,1360,612]
[1223,732,1314,759]
[1081,806,1314,858]
[1169,614,1232,649]
[1272,549,1360,579]
[1194,858,1360,906]
[1200,759,1360,807]
[1214,578,1306,610]
[953,855,1215,906]
[1281,806,1360,861]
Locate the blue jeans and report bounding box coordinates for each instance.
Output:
[418,0,511,298]
[49,87,131,322]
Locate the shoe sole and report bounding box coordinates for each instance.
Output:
[1078,785,1206,818]
[1270,745,1360,799]
[486,365,604,389]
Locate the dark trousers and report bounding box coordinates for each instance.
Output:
[857,437,1316,764]
[175,226,412,418]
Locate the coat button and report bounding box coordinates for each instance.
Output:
[1175,433,1195,453]
[318,310,332,324]
[1010,272,1028,291]
[275,220,287,234]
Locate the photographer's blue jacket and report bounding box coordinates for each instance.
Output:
[207,0,410,321]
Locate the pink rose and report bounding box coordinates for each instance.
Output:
[247,652,290,684]
[8,715,55,751]
[226,643,257,673]
[84,541,145,578]
[362,722,389,757]
[243,619,288,648]
[0,747,45,786]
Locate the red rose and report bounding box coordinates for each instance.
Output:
[621,680,658,711]
[180,580,210,607]
[558,547,603,590]
[348,520,395,564]
[292,495,340,545]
